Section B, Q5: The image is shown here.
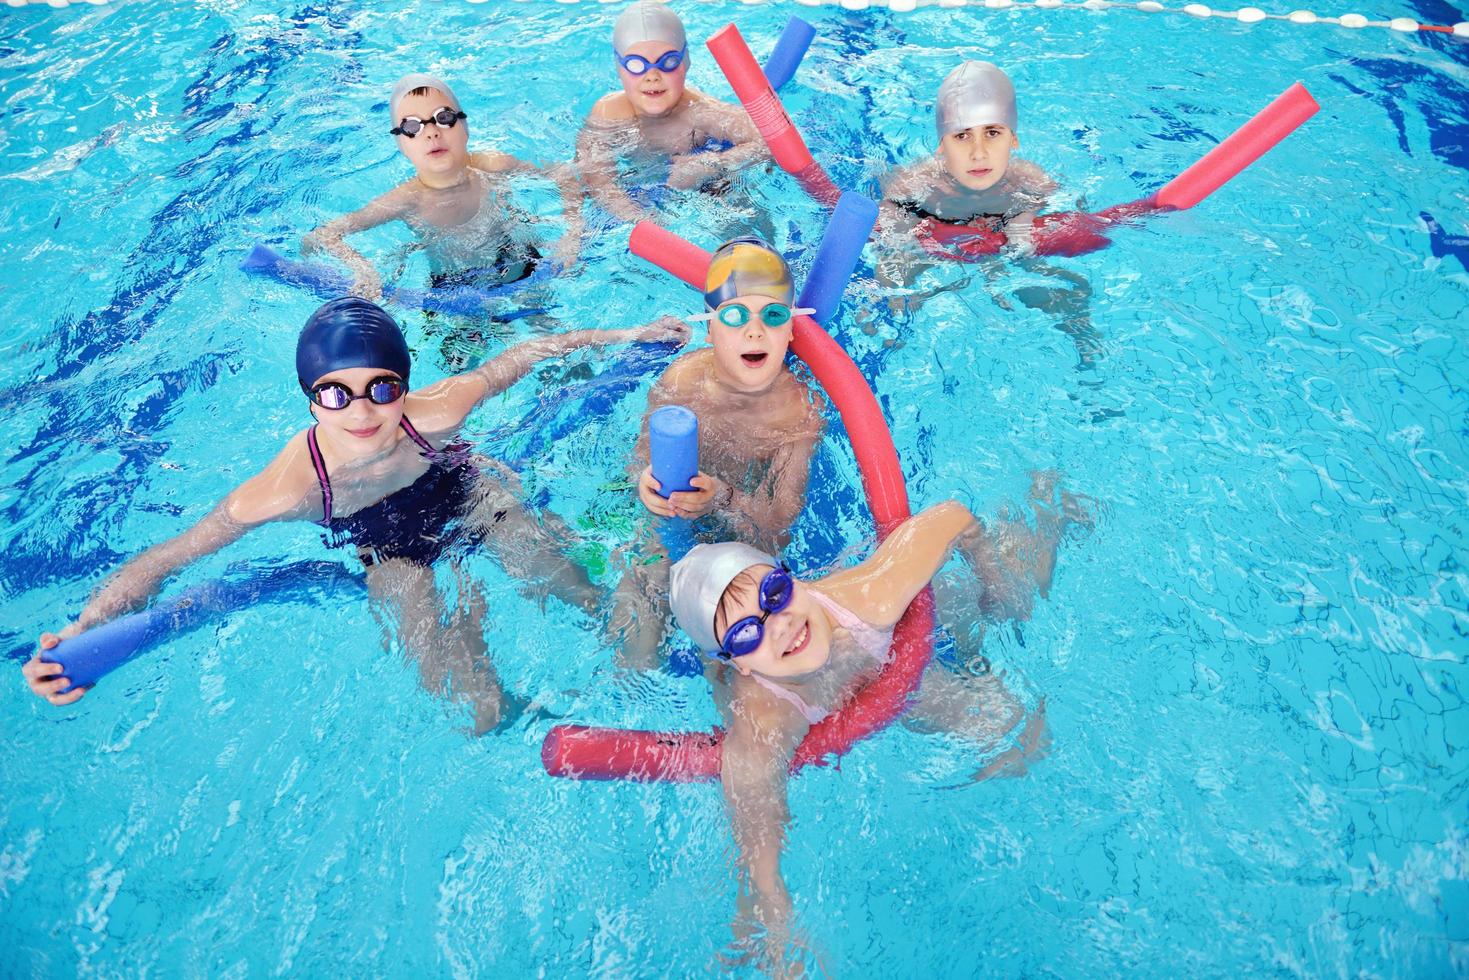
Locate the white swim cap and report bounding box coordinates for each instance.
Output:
[612,2,687,55]
[390,73,461,125]
[670,542,776,653]
[934,61,1017,139]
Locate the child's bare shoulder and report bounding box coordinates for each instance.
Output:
[588,92,637,123]
[226,433,316,525]
[657,348,715,392]
[884,157,940,201]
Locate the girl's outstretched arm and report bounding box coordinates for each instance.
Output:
[414,317,690,429]
[23,449,312,704]
[720,685,810,967]
[819,500,980,629]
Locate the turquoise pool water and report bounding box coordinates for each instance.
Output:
[1,0,1466,975]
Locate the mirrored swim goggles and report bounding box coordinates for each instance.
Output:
[390,107,467,138]
[309,375,407,410]
[687,302,814,329]
[718,565,795,659]
[616,46,687,76]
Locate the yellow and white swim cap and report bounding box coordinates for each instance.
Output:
[702,237,795,310]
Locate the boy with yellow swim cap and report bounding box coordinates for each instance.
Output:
[609,237,825,666]
[577,2,768,223]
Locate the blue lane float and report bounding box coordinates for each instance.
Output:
[762,16,816,91]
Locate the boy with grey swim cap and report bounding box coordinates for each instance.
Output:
[304,72,584,314]
[880,60,1056,252]
[577,2,767,223]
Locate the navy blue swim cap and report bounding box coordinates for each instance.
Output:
[295,297,411,392]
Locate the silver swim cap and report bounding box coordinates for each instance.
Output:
[389,73,461,125]
[670,542,776,653]
[612,2,687,55]
[934,61,1017,139]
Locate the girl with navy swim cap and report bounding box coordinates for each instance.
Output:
[25,298,688,732]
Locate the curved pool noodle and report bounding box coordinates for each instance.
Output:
[41,561,365,693]
[544,209,940,782]
[762,17,816,91]
[798,193,880,326]
[706,23,842,208]
[920,83,1319,260]
[649,405,699,561]
[241,244,557,317]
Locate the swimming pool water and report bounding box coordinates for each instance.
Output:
[1,0,1466,976]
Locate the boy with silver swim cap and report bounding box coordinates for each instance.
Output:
[304,72,583,313]
[577,2,767,223]
[608,236,824,667]
[881,60,1055,250]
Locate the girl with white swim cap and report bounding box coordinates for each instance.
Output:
[665,490,1078,968]
[24,297,690,733]
[576,2,768,224]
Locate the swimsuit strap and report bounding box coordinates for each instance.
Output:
[808,589,894,664]
[306,425,333,526]
[751,673,828,725]
[398,415,436,455]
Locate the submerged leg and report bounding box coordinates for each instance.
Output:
[367,557,506,735]
[461,470,603,618]
[1014,257,1103,371]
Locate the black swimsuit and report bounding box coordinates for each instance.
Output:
[307,417,478,567]
[896,199,1010,229]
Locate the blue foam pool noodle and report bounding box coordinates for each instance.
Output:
[797,192,880,325]
[649,406,699,562]
[241,244,554,318]
[41,562,363,693]
[763,17,816,91]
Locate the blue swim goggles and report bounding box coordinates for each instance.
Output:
[719,565,795,659]
[688,302,815,329]
[616,45,687,76]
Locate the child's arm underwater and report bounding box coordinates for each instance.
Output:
[575,109,651,224]
[301,188,412,300]
[720,683,811,966]
[23,456,316,704]
[818,500,982,629]
[412,316,691,430]
[469,151,586,267]
[667,97,767,192]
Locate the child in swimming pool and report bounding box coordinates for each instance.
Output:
[23,297,688,733]
[877,61,1102,370]
[611,238,823,665]
[670,491,1074,968]
[576,2,768,224]
[880,61,1055,250]
[303,73,582,304]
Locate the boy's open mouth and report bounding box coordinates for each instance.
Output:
[740,351,768,367]
[782,622,810,657]
[641,87,667,98]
